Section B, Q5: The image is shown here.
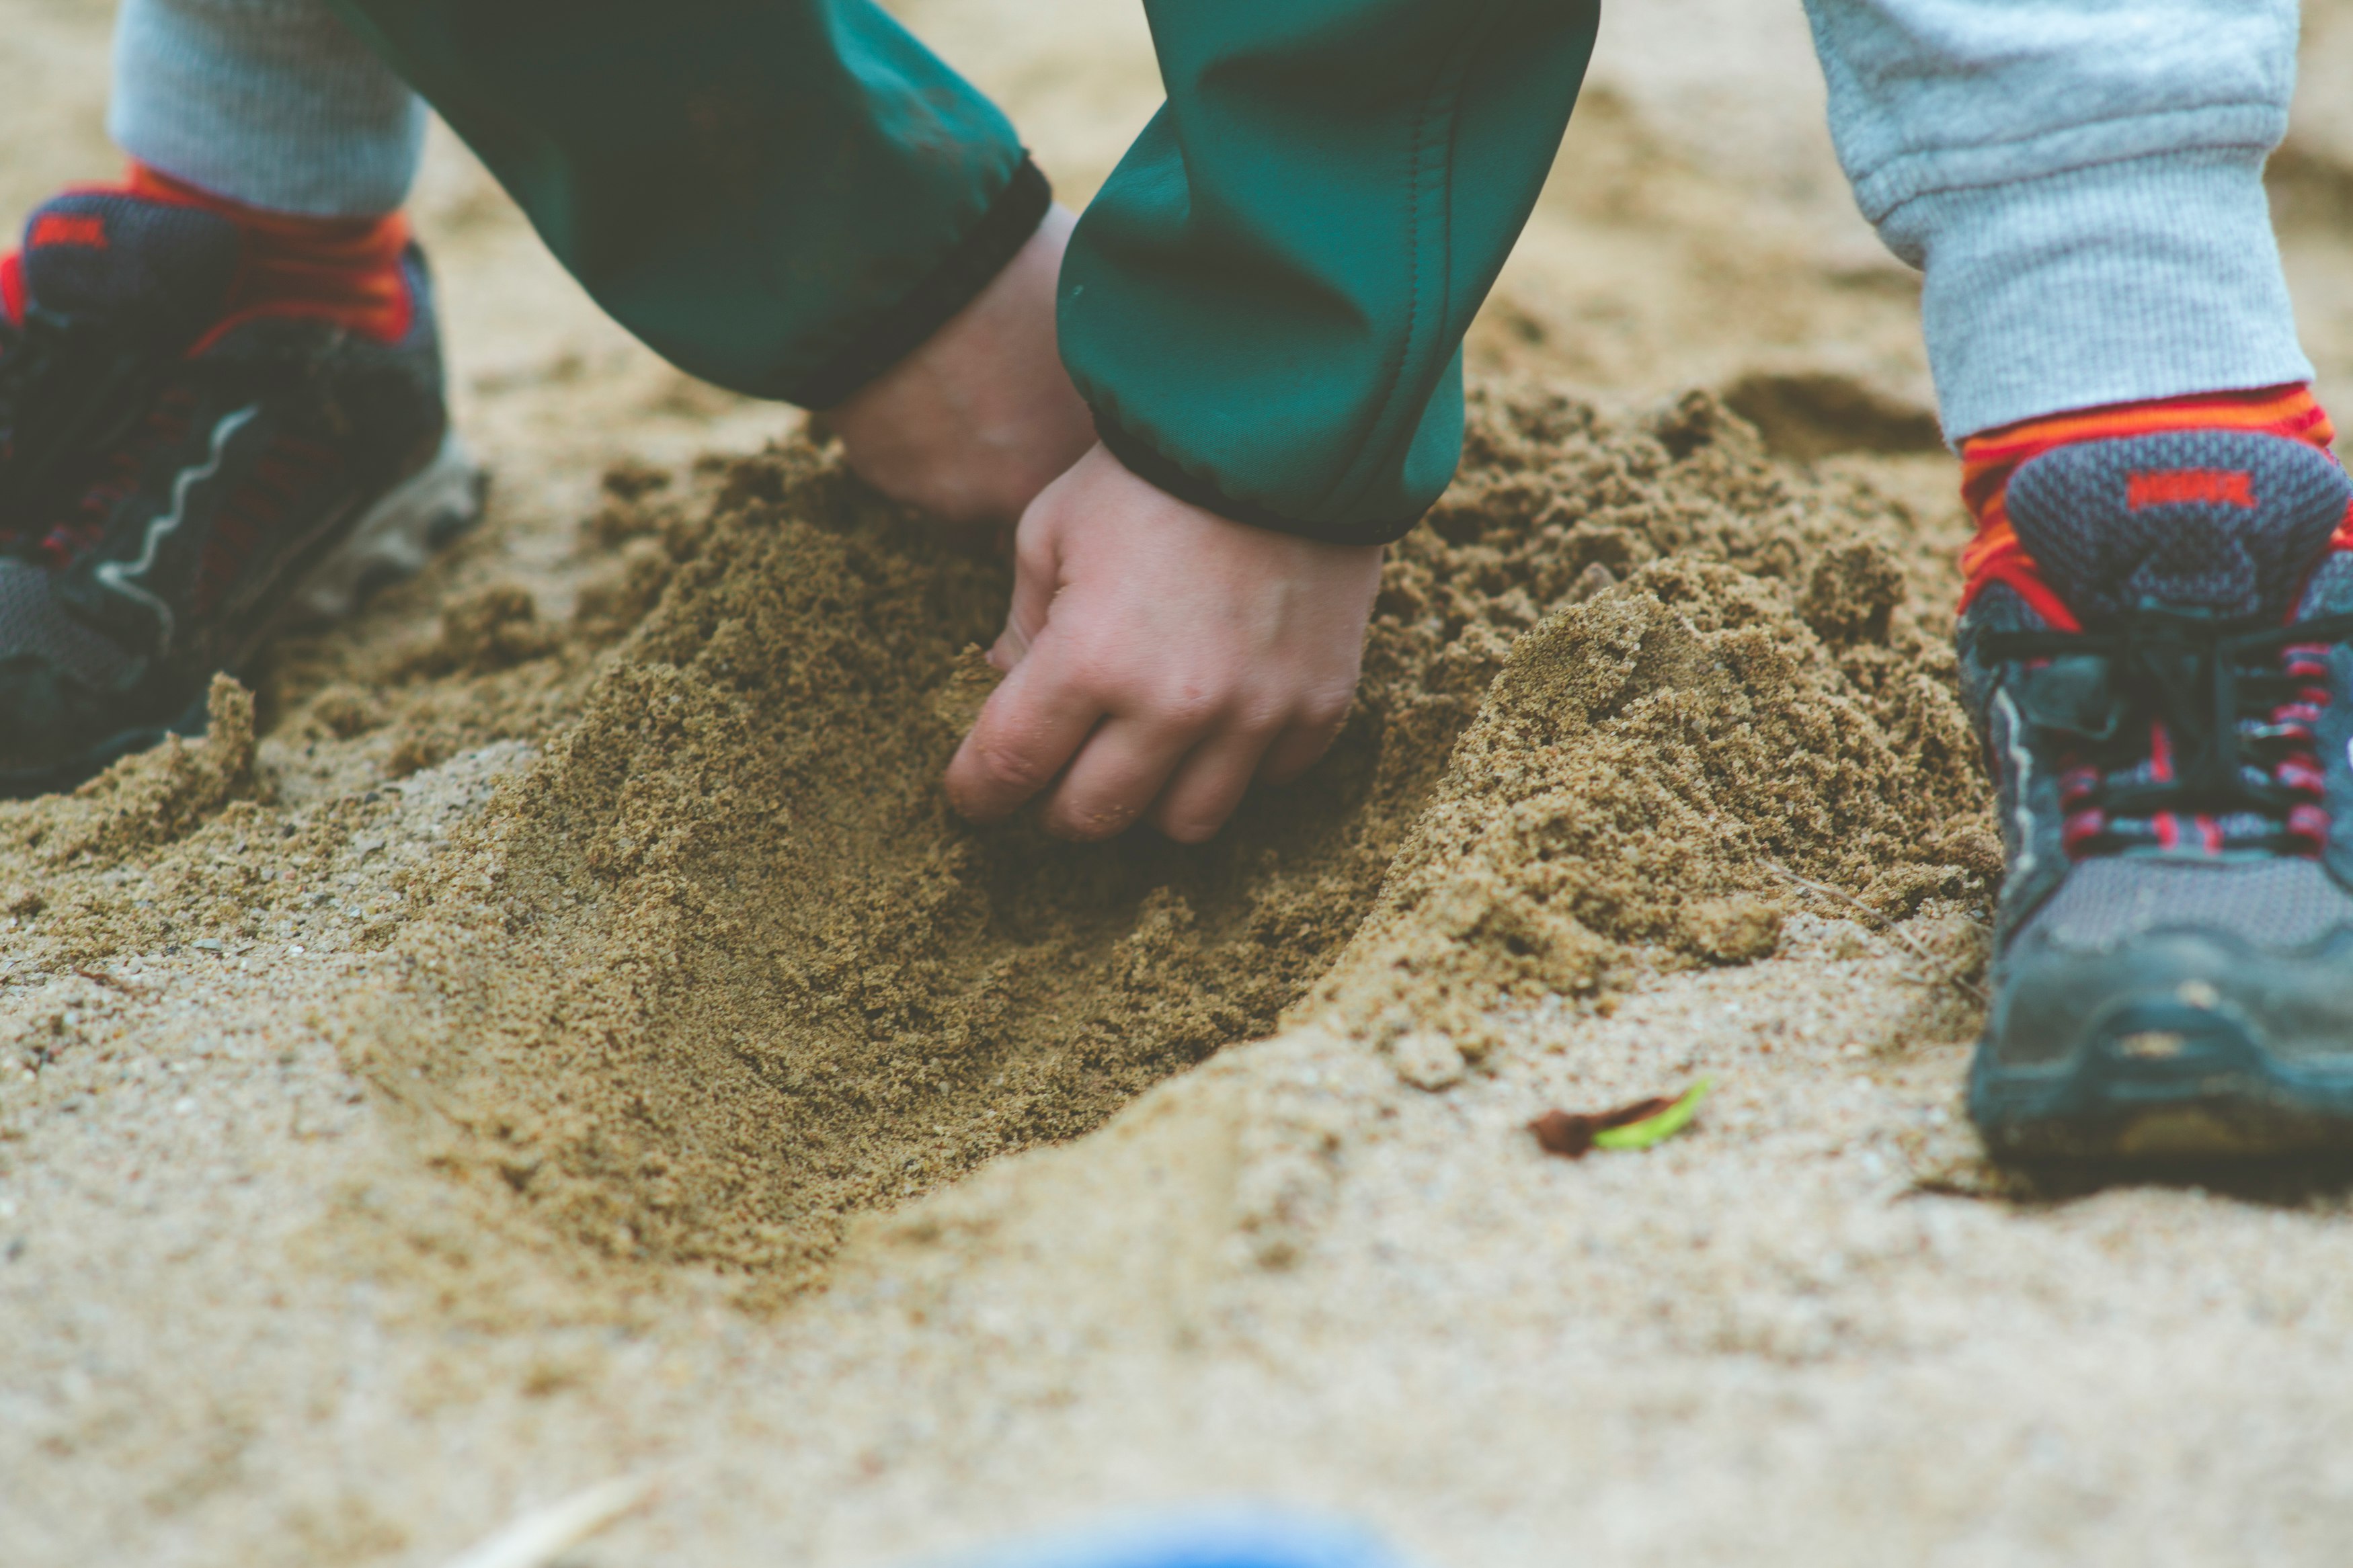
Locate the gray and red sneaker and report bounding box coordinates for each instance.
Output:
[1958,420,2353,1157]
[0,182,481,796]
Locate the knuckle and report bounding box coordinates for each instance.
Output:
[1298,686,1356,732]
[1160,691,1225,733]
[1234,695,1292,739]
[970,739,1051,794]
[1148,673,1236,732]
[1083,665,1136,706]
[1056,644,1125,700]
[1014,528,1058,577]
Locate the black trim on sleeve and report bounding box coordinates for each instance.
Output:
[797,155,1053,409]
[1092,411,1425,548]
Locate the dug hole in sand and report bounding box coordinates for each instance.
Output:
[11,1,2353,1564]
[332,381,1987,1301]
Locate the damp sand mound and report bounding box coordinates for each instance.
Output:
[1318,393,1996,1052]
[246,384,1984,1292]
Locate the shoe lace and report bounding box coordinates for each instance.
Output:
[0,304,165,559]
[1982,606,2353,859]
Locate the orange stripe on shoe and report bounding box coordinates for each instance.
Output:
[124,163,413,345]
[1957,385,2338,618]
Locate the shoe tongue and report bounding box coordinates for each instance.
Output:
[2006,429,2352,624]
[17,191,241,347]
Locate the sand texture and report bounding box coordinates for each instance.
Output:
[11,2,2353,1564]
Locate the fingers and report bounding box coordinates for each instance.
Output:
[1144,723,1283,843]
[951,654,1213,841]
[1053,690,1353,844]
[944,643,1106,823]
[1257,699,1353,785]
[1146,693,1350,841]
[990,519,1061,669]
[1038,716,1204,840]
[943,446,1380,841]
[949,641,1352,841]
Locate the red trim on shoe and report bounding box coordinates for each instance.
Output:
[0,252,24,327]
[1958,533,2082,631]
[1958,384,2340,621]
[2330,498,2353,556]
[29,213,107,250]
[122,163,415,347]
[186,292,413,356]
[2126,468,2255,510]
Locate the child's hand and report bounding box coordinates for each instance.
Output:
[945,445,1383,842]
[827,204,1095,533]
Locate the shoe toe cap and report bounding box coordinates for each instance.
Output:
[1995,858,2353,1070]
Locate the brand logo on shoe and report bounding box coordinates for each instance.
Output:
[28,213,106,249]
[94,404,260,652]
[2126,468,2256,510]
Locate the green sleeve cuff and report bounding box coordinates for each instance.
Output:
[1058,0,1599,547]
[1091,396,1439,548]
[325,0,1044,409]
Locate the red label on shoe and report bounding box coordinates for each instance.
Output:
[30,213,107,249]
[2126,468,2256,509]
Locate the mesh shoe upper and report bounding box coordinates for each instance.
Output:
[2005,429,2347,622]
[0,187,452,788]
[1959,427,2353,1065]
[0,194,246,543]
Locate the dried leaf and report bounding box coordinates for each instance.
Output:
[1529,1078,1714,1159]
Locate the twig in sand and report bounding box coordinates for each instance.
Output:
[437,1474,657,1568]
[73,966,152,1001]
[1761,862,1989,1005]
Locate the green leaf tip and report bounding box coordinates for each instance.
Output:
[1591,1076,1713,1152]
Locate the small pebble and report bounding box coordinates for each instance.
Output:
[1392,1031,1466,1091]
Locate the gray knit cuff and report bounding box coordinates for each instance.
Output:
[108,0,424,217]
[1882,148,2313,444]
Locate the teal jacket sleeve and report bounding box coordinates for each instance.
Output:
[1060,0,1600,546]
[323,0,1048,408]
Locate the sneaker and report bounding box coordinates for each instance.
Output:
[1959,426,2353,1157]
[0,186,481,797]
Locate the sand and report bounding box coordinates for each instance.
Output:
[10,2,2353,1564]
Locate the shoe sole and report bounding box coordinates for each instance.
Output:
[286,429,485,625]
[0,431,485,800]
[1970,995,2353,1159]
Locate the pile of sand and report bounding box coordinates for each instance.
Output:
[1,381,1989,1298]
[26,4,2353,1557]
[1320,390,1993,1054]
[263,384,1988,1292]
